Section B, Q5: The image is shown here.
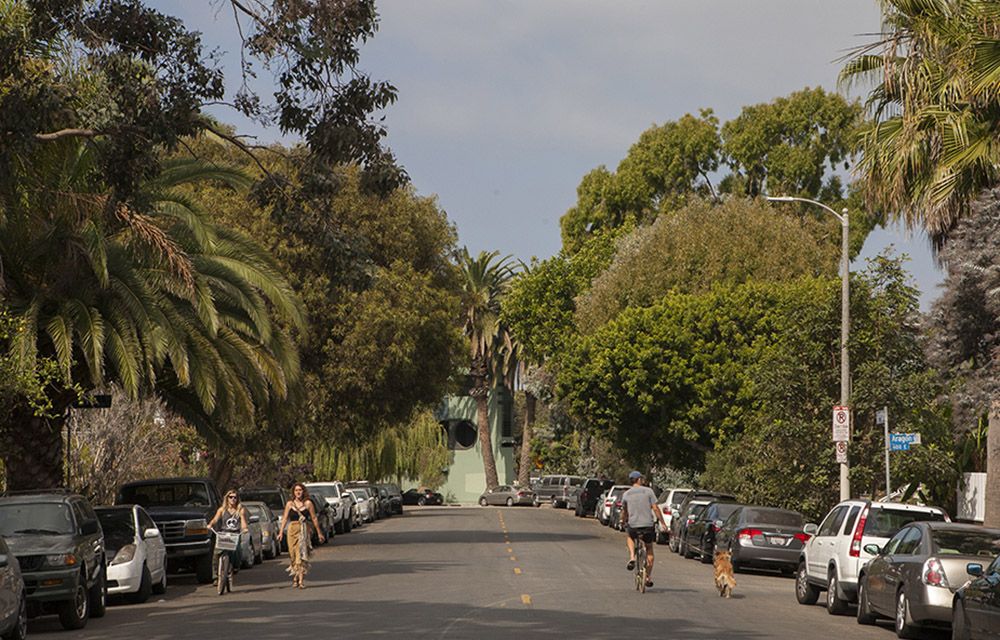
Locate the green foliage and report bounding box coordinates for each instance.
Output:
[575,197,840,334]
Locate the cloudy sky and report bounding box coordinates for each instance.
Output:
[158,0,944,306]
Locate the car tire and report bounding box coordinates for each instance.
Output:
[195,553,214,584]
[506,497,514,507]
[335,520,344,535]
[894,588,919,639]
[130,565,153,605]
[669,533,679,553]
[479,497,488,507]
[952,599,970,640]
[826,570,849,615]
[255,542,264,565]
[700,538,713,564]
[681,537,694,559]
[89,564,107,618]
[417,497,426,506]
[795,560,820,605]
[241,545,253,569]
[3,592,26,640]
[58,573,90,630]
[345,516,353,533]
[152,568,167,595]
[655,528,667,545]
[856,574,877,625]
[575,502,583,517]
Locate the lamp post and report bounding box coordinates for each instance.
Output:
[767,196,851,501]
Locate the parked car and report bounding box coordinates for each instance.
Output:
[715,506,809,573]
[243,502,280,559]
[305,482,353,534]
[375,486,393,518]
[242,508,264,567]
[306,495,335,544]
[348,483,383,520]
[118,477,221,584]
[568,478,614,517]
[347,488,377,523]
[478,485,537,507]
[953,548,1000,639]
[0,490,107,630]
[670,491,736,553]
[340,490,362,529]
[795,498,948,615]
[239,486,290,551]
[402,488,443,506]
[95,505,167,603]
[0,535,27,640]
[654,488,691,545]
[682,501,744,562]
[856,521,1000,636]
[381,484,404,515]
[598,485,630,526]
[672,500,712,553]
[532,475,586,509]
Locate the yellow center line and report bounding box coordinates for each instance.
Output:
[521,594,532,606]
[513,567,522,575]
[510,555,517,561]
[506,547,512,553]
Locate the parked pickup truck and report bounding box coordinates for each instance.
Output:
[117,478,221,584]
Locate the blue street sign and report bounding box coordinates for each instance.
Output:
[889,442,910,451]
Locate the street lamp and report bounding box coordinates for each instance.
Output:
[767,195,851,501]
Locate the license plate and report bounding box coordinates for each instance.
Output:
[768,536,789,546]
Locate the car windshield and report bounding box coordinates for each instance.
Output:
[689,504,707,517]
[96,509,135,551]
[610,488,626,499]
[743,508,804,527]
[240,490,284,511]
[864,508,946,538]
[0,502,75,536]
[307,486,337,499]
[714,504,742,520]
[932,530,1000,557]
[121,483,210,507]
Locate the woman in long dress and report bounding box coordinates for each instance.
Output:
[277,483,325,588]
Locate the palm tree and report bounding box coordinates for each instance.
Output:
[0,139,305,489]
[841,0,1000,525]
[457,248,516,490]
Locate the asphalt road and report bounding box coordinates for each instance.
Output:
[29,505,950,639]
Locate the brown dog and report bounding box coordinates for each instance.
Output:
[714,550,736,598]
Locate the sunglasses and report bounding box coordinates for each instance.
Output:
[227,495,238,500]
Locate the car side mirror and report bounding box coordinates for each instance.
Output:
[863,543,881,556]
[144,527,161,539]
[249,515,260,524]
[967,563,984,578]
[803,523,819,536]
[0,554,8,568]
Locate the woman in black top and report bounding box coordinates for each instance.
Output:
[277,483,324,588]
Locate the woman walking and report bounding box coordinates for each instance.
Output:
[277,483,325,588]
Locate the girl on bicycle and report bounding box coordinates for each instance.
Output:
[277,482,325,588]
[208,490,249,584]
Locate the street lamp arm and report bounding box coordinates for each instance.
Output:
[765,195,846,225]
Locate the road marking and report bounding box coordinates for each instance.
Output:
[506,547,512,553]
[513,567,522,575]
[510,555,517,561]
[521,594,531,606]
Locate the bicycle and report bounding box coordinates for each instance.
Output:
[634,535,648,593]
[215,531,241,596]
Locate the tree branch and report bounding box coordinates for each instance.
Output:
[34,128,101,141]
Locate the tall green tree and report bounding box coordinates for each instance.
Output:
[842,0,1000,525]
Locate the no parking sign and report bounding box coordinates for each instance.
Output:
[832,406,850,442]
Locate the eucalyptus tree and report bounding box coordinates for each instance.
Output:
[841,0,1000,525]
[0,139,304,488]
[458,249,517,490]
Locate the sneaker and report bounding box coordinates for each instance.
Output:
[645,579,654,588]
[626,559,636,571]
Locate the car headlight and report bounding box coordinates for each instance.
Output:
[44,554,77,567]
[184,519,209,536]
[110,544,136,566]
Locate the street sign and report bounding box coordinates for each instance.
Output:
[889,432,921,451]
[835,441,848,463]
[875,408,887,426]
[832,406,851,441]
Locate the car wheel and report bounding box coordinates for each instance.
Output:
[856,574,877,625]
[550,496,558,507]
[826,570,849,615]
[669,533,679,553]
[335,520,344,535]
[952,598,970,640]
[894,588,919,639]
[4,592,26,640]
[417,497,426,506]
[479,497,488,507]
[152,568,167,595]
[795,561,820,605]
[58,572,90,630]
[345,517,352,533]
[575,502,583,517]
[700,538,713,564]
[255,542,264,564]
[195,553,214,584]
[88,564,107,618]
[506,497,514,507]
[241,545,254,569]
[130,565,153,604]
[681,537,694,559]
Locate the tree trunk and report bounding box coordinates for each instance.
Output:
[2,409,65,490]
[518,391,536,487]
[476,391,500,490]
[208,451,235,492]
[985,399,1000,528]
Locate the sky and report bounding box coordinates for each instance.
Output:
[156,0,944,308]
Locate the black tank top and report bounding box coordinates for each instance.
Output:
[219,508,241,532]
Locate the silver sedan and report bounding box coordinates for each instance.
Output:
[857,521,1000,636]
[478,485,537,507]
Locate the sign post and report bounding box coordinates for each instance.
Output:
[832,405,851,474]
[876,407,889,497]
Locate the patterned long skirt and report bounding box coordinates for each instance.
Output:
[286,520,312,580]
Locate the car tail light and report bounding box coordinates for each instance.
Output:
[922,557,949,588]
[615,500,622,507]
[849,505,870,557]
[662,507,671,515]
[738,528,762,545]
[517,491,527,497]
[793,532,811,544]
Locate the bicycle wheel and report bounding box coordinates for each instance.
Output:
[217,555,229,596]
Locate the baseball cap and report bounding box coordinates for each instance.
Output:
[628,470,642,481]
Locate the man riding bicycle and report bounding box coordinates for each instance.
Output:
[620,471,666,589]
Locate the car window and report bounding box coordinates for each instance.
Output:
[989,555,1000,575]
[931,530,1000,556]
[690,504,707,518]
[817,506,847,537]
[671,490,689,505]
[122,482,211,507]
[895,527,922,555]
[864,508,946,538]
[569,477,585,487]
[842,506,861,535]
[742,508,803,527]
[137,509,157,533]
[240,490,284,511]
[882,528,908,555]
[724,508,742,528]
[0,502,76,535]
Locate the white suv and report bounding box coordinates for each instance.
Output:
[654,488,691,545]
[305,482,353,534]
[795,499,949,614]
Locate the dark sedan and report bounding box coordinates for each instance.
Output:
[682,501,743,562]
[715,506,809,573]
[402,488,443,506]
[954,550,1000,639]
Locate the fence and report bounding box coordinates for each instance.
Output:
[957,472,987,522]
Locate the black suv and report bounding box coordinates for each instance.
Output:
[117,477,222,584]
[0,491,107,630]
[569,479,614,517]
